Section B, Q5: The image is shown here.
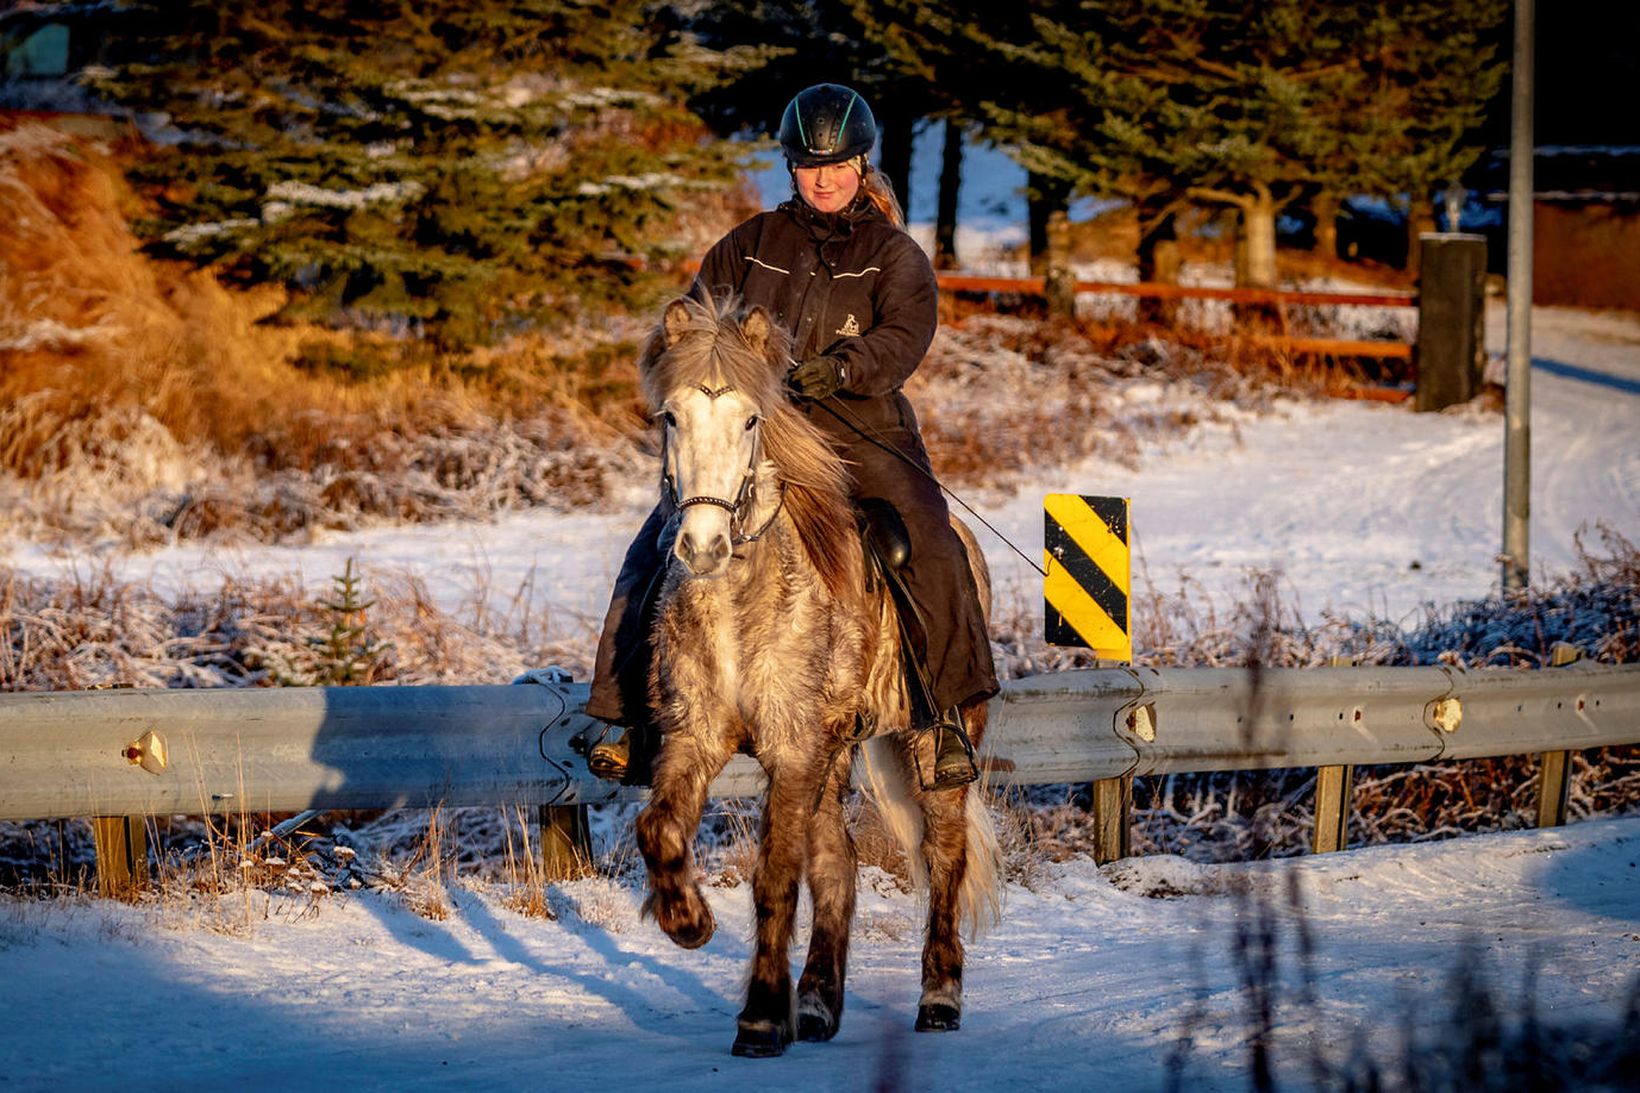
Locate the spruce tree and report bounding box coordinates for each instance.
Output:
[1341,1,1508,271]
[682,1,940,210]
[79,0,746,346]
[948,0,1506,289]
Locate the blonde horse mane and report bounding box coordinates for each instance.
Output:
[638,290,861,602]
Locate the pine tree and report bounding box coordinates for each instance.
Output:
[1340,1,1509,271]
[947,0,1506,289]
[79,0,747,346]
[841,0,1033,268]
[682,1,941,210]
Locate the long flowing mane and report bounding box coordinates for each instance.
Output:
[638,291,860,601]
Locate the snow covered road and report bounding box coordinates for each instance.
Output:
[2,816,1636,1089]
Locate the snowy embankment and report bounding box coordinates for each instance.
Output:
[2,816,1635,1089]
[5,300,1635,649]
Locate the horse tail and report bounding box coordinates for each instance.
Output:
[959,777,1004,935]
[857,735,1004,938]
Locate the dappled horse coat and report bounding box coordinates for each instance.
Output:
[628,291,1000,1057]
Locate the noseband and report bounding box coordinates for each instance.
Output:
[661,383,785,546]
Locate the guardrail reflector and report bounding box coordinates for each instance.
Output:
[1044,493,1132,662]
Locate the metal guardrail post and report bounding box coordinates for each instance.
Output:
[1091,775,1132,864]
[92,816,148,900]
[540,803,593,879]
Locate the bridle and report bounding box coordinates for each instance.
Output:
[660,383,785,546]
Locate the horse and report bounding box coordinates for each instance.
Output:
[629,290,1002,1058]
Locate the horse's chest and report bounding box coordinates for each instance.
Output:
[667,580,828,718]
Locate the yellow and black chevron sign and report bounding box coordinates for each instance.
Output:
[1044,494,1131,661]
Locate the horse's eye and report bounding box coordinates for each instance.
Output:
[745,415,761,432]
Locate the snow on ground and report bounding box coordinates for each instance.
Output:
[2,815,1636,1089]
[5,300,1635,646]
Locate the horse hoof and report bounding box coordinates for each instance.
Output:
[731,1021,791,1058]
[667,902,715,950]
[796,1002,838,1042]
[914,1003,961,1032]
[644,889,716,949]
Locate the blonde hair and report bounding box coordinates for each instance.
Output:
[859,165,905,229]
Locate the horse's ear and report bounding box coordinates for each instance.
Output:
[741,306,773,355]
[663,299,692,347]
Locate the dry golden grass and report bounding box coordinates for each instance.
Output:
[0,120,689,510]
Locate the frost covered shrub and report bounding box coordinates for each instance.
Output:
[999,530,1640,863]
[1396,527,1640,668]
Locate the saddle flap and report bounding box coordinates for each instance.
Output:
[857,497,911,570]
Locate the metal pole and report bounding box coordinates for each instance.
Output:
[1502,0,1534,591]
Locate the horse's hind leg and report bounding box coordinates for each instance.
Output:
[797,748,856,1043]
[635,732,735,950]
[913,698,990,1032]
[732,762,821,1058]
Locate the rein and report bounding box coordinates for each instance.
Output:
[804,388,1049,579]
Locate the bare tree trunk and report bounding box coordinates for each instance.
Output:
[1313,192,1338,259]
[1045,209,1074,318]
[1136,194,1179,325]
[877,108,915,222]
[1406,202,1437,278]
[1239,187,1278,291]
[1028,171,1069,276]
[933,117,963,270]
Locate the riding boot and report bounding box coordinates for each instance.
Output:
[917,705,979,791]
[581,723,660,786]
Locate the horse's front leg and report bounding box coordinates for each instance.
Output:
[635,728,736,950]
[732,756,824,1058]
[796,743,856,1043]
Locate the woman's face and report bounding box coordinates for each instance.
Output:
[793,162,861,214]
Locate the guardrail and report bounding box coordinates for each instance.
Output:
[4,661,1637,890]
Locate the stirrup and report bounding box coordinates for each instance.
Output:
[913,708,979,791]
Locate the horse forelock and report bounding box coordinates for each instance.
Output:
[639,292,786,413]
[642,291,862,603]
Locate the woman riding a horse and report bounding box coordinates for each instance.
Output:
[587,82,999,784]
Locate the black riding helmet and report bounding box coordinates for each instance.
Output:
[778,83,877,167]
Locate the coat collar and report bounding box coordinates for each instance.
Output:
[779,194,884,241]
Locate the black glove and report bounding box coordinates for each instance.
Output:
[788,355,846,400]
